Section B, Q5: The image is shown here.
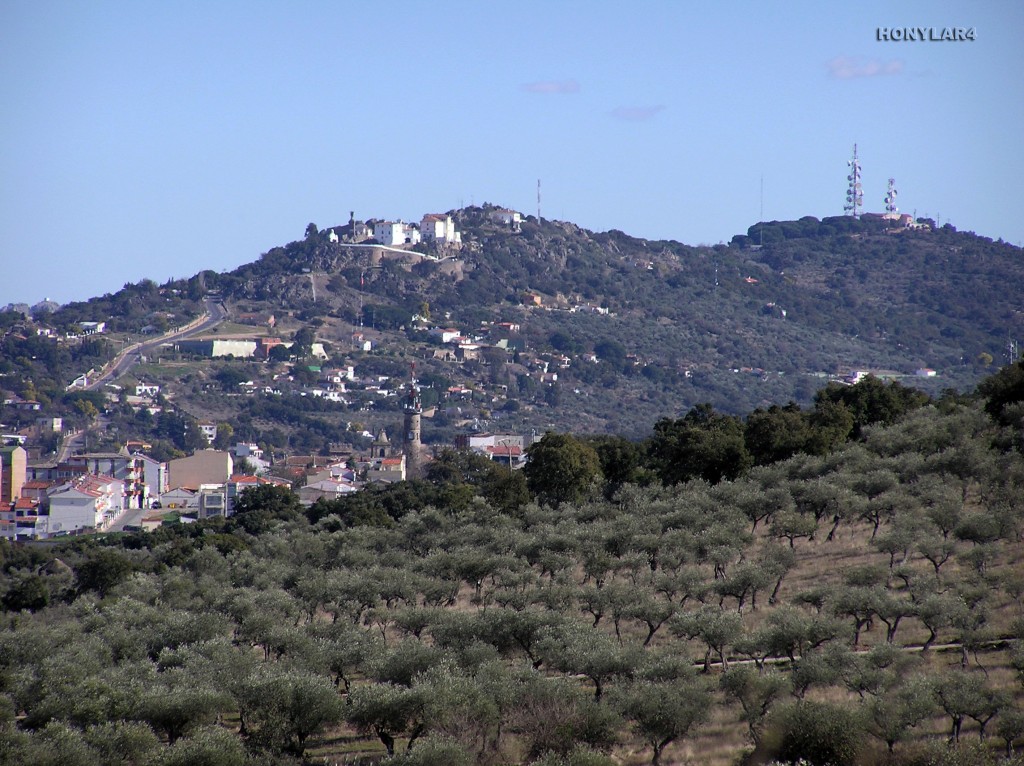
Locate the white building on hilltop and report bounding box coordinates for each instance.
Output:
[373,221,421,246]
[420,214,461,244]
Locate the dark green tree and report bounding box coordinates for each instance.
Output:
[75,549,134,598]
[649,404,751,485]
[524,433,603,507]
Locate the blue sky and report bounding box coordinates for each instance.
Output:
[2,1,1022,306]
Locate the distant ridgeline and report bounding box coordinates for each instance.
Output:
[729,213,930,248]
[5,205,1022,427]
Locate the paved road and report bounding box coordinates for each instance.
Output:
[108,506,144,532]
[86,298,228,391]
[55,299,228,463]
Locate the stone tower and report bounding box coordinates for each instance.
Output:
[371,429,390,459]
[403,367,424,478]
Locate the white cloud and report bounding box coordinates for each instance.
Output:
[521,79,581,94]
[827,56,905,79]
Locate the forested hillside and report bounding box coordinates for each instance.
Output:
[7,206,1022,444]
[143,206,1024,425]
[2,362,1023,766]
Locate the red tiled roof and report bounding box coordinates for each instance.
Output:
[486,445,523,456]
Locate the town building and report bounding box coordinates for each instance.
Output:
[176,339,259,358]
[47,474,125,535]
[489,208,522,228]
[0,497,46,540]
[1,445,27,505]
[420,214,461,244]
[373,221,420,246]
[167,450,233,491]
[298,478,359,505]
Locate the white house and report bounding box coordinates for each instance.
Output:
[489,208,522,227]
[67,452,158,509]
[298,478,359,506]
[429,327,463,344]
[373,221,420,246]
[234,442,264,460]
[135,384,160,397]
[47,474,125,534]
[420,214,461,244]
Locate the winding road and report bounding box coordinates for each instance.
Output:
[86,298,228,391]
[57,298,228,462]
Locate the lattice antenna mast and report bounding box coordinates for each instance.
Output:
[884,178,899,216]
[537,179,542,223]
[844,144,863,217]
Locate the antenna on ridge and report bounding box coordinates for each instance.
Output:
[759,175,764,247]
[884,178,899,218]
[537,179,542,223]
[844,143,863,218]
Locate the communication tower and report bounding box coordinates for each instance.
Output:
[844,144,863,218]
[884,178,899,217]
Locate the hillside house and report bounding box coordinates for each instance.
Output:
[35,417,62,434]
[489,208,522,227]
[420,214,461,244]
[521,293,542,307]
[429,328,463,344]
[373,221,421,246]
[456,344,482,362]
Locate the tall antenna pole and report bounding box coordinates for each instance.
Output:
[759,175,764,247]
[884,178,898,217]
[844,143,863,218]
[537,179,542,223]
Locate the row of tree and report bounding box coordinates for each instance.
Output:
[1,360,1022,764]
